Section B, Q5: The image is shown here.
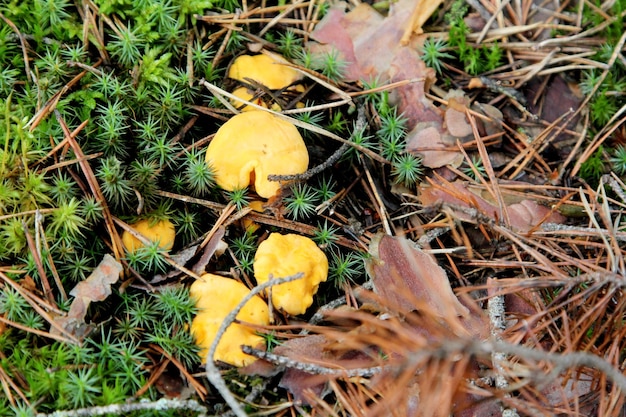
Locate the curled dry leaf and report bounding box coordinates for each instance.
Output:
[445,107,473,138]
[52,254,122,339]
[405,121,464,169]
[419,179,566,232]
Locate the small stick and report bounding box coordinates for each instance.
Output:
[241,345,382,378]
[34,398,208,417]
[269,106,367,182]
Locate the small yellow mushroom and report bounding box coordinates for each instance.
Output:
[242,200,265,233]
[230,86,270,112]
[205,111,309,198]
[190,274,270,367]
[229,53,302,90]
[228,53,304,111]
[254,233,328,315]
[121,219,175,252]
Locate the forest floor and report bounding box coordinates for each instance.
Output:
[1,0,626,416]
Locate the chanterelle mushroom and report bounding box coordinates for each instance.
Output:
[190,273,270,367]
[121,218,175,252]
[228,53,304,111]
[205,111,308,198]
[229,53,303,91]
[254,233,328,315]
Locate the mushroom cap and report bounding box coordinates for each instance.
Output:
[254,233,328,315]
[121,219,175,252]
[230,87,270,112]
[190,274,270,367]
[228,53,303,90]
[205,111,309,198]
[231,86,297,112]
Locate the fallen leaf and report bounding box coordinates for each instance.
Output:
[241,334,332,403]
[275,335,331,403]
[419,180,566,232]
[192,226,226,275]
[525,75,582,146]
[309,0,442,129]
[70,254,121,301]
[366,233,489,339]
[52,254,122,339]
[445,107,473,138]
[473,102,504,138]
[406,121,465,168]
[156,368,192,399]
[151,244,198,284]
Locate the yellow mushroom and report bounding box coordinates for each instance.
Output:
[229,53,302,90]
[205,111,309,198]
[254,233,328,315]
[230,86,271,112]
[242,200,265,233]
[228,53,304,111]
[190,273,270,367]
[121,219,175,252]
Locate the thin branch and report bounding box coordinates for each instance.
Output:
[241,345,382,378]
[35,398,208,417]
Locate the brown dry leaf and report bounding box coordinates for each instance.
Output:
[406,91,504,168]
[274,335,332,403]
[70,254,121,301]
[419,180,566,232]
[192,225,226,275]
[151,244,198,284]
[241,334,333,402]
[541,377,594,413]
[309,0,442,129]
[406,121,464,168]
[366,234,489,339]
[445,107,473,138]
[242,330,381,404]
[52,254,122,339]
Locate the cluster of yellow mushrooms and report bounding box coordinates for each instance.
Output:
[191,233,328,367]
[121,52,329,367]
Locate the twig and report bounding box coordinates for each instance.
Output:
[538,222,626,242]
[245,333,626,397]
[204,273,304,417]
[475,339,626,392]
[487,280,520,417]
[603,173,626,205]
[268,106,366,182]
[267,143,348,182]
[35,398,208,417]
[241,345,382,378]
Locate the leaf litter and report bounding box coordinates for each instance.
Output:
[223,0,626,414]
[52,254,122,340]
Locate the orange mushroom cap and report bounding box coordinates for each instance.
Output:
[190,274,270,367]
[121,219,175,252]
[228,53,303,90]
[205,111,309,198]
[254,233,328,315]
[228,53,305,111]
